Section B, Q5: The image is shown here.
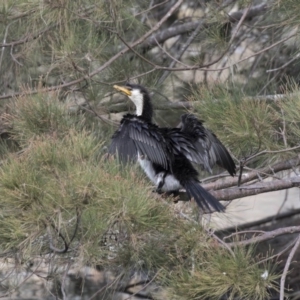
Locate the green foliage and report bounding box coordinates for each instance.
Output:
[273,0,300,24]
[2,0,296,297]
[10,92,79,146]
[277,92,300,143]
[0,91,278,299]
[190,83,300,165]
[164,245,278,300]
[0,0,152,95]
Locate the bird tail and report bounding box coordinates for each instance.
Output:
[183,179,225,213]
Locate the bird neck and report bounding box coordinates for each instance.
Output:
[137,94,153,122]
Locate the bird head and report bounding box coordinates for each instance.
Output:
[113,84,152,120]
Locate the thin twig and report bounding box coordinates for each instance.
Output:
[254,236,300,266]
[242,145,300,168]
[0,0,184,100]
[203,155,300,192]
[267,53,300,73]
[223,230,266,241]
[280,234,300,300]
[47,225,68,253]
[45,211,81,254]
[206,228,236,258]
[157,19,206,85]
[227,226,300,247]
[199,33,297,72]
[0,21,17,70]
[61,260,73,300]
[218,208,300,234]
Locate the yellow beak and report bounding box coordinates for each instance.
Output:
[113,85,132,96]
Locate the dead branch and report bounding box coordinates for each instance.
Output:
[218,208,300,234]
[211,176,300,201]
[140,3,268,51]
[203,155,300,191]
[227,226,300,247]
[228,3,268,23]
[0,0,184,101]
[280,234,300,300]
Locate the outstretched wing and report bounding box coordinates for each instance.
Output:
[163,128,211,171]
[108,114,171,169]
[179,114,236,176]
[205,130,236,176]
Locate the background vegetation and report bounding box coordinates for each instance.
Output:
[0,0,300,299]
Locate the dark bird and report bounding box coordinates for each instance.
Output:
[108,83,236,213]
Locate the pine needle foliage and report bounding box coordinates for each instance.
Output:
[0,0,152,95]
[272,0,300,25]
[9,92,79,147]
[0,91,278,299]
[2,0,296,297]
[277,92,300,143]
[189,83,300,165]
[163,244,278,300]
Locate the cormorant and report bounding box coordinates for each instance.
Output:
[109,83,236,213]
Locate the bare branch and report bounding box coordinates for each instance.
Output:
[211,176,300,201]
[280,234,300,300]
[228,3,268,23]
[245,146,300,164]
[255,236,300,266]
[157,20,210,85]
[203,155,300,191]
[227,226,300,247]
[219,208,300,233]
[267,53,300,73]
[0,0,184,100]
[200,33,297,72]
[140,3,268,51]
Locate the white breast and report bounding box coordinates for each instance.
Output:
[137,153,182,192]
[159,174,182,192]
[137,155,157,185]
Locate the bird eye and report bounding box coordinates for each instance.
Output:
[125,83,133,90]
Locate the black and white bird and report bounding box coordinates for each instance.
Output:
[108,83,236,213]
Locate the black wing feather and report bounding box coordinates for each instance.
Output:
[179,114,236,176]
[162,128,210,169]
[206,130,236,176]
[108,122,137,164]
[109,114,171,169]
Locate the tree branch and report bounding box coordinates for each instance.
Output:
[211,176,300,201]
[228,3,268,23]
[280,234,300,300]
[227,226,300,247]
[140,3,268,51]
[0,0,184,100]
[203,155,300,191]
[218,208,300,234]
